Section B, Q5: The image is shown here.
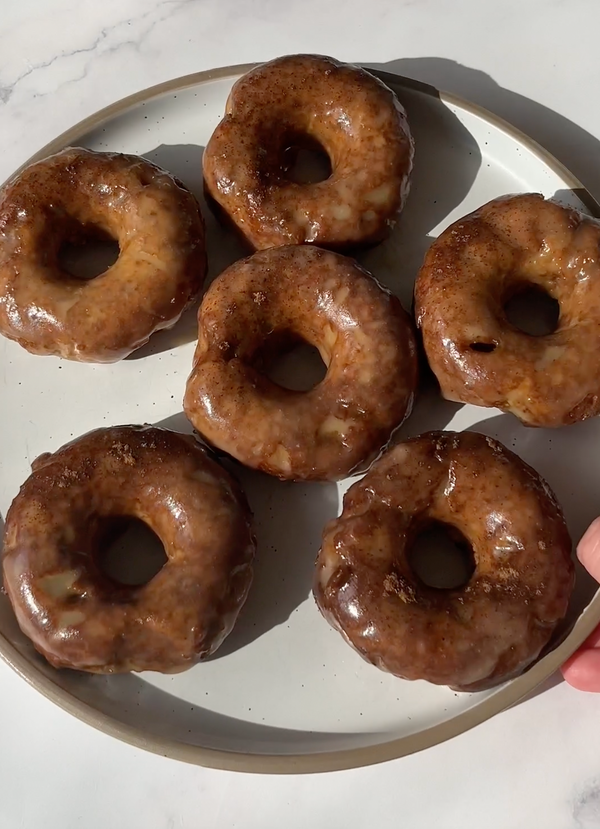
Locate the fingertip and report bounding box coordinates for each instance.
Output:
[561,519,600,691]
[577,517,600,578]
[562,648,600,691]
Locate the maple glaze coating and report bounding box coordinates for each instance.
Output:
[183,245,418,481]
[203,54,414,250]
[415,193,600,427]
[314,431,574,691]
[0,147,206,362]
[2,426,255,673]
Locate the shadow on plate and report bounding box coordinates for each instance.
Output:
[154,413,339,657]
[376,57,600,204]
[214,471,338,658]
[392,374,463,444]
[126,142,248,361]
[144,142,247,282]
[355,77,482,308]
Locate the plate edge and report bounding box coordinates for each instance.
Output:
[1,62,598,773]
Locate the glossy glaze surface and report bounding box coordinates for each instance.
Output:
[184,245,418,480]
[2,426,255,673]
[203,54,414,250]
[0,147,206,362]
[415,193,600,427]
[314,431,574,691]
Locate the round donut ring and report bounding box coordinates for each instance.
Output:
[415,193,600,427]
[314,431,574,691]
[203,54,414,251]
[183,245,418,481]
[2,426,255,673]
[0,147,207,362]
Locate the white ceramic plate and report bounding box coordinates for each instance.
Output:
[1,65,600,774]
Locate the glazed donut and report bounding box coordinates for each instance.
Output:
[203,54,414,251]
[314,431,574,691]
[183,245,418,481]
[2,426,255,673]
[0,147,206,362]
[415,193,600,427]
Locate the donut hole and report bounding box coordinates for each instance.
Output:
[58,224,120,281]
[96,516,167,587]
[504,284,560,336]
[259,331,328,391]
[408,521,475,590]
[281,137,332,185]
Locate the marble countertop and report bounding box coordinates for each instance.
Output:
[2,1,600,827]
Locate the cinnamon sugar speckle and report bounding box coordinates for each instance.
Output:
[109,442,136,465]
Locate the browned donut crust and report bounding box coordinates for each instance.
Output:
[183,245,418,481]
[0,147,207,362]
[2,426,255,673]
[314,431,574,691]
[203,54,414,251]
[415,193,600,427]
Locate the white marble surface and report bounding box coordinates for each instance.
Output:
[2,1,600,827]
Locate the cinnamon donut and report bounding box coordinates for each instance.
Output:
[2,426,255,673]
[0,147,206,362]
[415,193,600,427]
[314,431,574,691]
[203,54,414,251]
[183,245,418,481]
